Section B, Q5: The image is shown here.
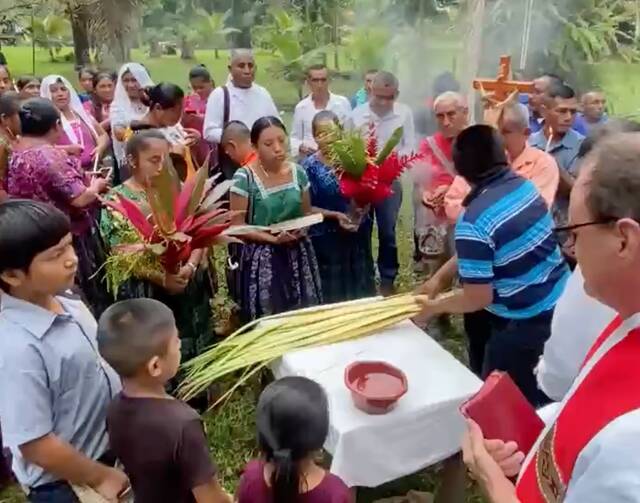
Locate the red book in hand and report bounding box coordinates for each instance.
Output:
[460,371,545,455]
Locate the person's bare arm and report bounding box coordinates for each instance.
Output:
[21,433,128,499]
[301,189,312,215]
[415,255,458,297]
[192,478,232,503]
[92,119,110,159]
[418,282,493,317]
[70,178,108,208]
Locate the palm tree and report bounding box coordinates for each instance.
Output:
[195,9,239,59]
[31,13,71,62]
[88,0,142,63]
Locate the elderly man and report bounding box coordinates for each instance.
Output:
[346,71,416,295]
[536,119,640,402]
[444,102,559,222]
[530,83,584,226]
[414,91,468,274]
[290,64,351,159]
[417,125,569,406]
[203,49,278,144]
[464,133,640,503]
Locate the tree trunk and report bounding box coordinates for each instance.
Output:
[150,40,162,58]
[181,37,195,59]
[215,47,219,59]
[70,5,91,68]
[229,0,252,48]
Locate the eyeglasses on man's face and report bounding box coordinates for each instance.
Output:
[553,219,617,247]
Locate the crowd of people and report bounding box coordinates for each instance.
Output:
[0,45,637,503]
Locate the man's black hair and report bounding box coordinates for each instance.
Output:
[98,298,176,378]
[453,125,508,185]
[221,120,250,145]
[306,63,328,76]
[0,200,70,290]
[547,82,576,101]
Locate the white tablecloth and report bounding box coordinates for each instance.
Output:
[272,320,482,488]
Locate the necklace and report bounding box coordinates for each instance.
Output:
[258,161,271,179]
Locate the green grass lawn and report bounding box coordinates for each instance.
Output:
[2,45,361,123]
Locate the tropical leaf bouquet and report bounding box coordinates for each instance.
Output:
[327,123,421,208]
[102,157,240,293]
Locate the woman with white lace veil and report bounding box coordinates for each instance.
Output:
[110,62,154,178]
[40,74,110,172]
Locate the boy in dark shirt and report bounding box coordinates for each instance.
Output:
[97,298,231,503]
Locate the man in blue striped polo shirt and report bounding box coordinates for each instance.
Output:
[417,125,570,406]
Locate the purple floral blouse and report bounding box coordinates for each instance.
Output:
[6,145,94,234]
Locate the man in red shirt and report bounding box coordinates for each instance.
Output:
[413,91,468,275]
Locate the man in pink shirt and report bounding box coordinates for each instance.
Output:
[414,91,468,274]
[444,102,559,222]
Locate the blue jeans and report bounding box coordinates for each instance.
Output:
[374,179,403,287]
[29,481,79,503]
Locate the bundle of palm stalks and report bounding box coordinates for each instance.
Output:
[178,294,428,405]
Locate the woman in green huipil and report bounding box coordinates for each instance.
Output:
[100,129,215,362]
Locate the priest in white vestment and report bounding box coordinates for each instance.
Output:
[463,132,640,503]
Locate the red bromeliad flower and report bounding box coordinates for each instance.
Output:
[103,155,239,274]
[331,125,423,208]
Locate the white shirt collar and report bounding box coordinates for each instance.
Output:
[300,92,342,109]
[358,102,403,122]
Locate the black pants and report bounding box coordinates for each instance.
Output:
[464,309,552,408]
[28,452,116,503]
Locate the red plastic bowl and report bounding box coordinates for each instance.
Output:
[344,361,408,415]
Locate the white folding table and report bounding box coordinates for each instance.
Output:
[272,320,482,488]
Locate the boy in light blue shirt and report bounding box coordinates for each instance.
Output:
[0,199,126,503]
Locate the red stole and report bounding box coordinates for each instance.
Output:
[516,315,640,502]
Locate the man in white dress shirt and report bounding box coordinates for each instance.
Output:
[289,64,351,159]
[463,132,640,503]
[346,71,416,295]
[203,49,279,144]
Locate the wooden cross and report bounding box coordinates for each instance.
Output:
[472,55,535,126]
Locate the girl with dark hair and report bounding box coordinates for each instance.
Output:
[6,98,111,315]
[83,71,116,131]
[0,92,20,202]
[16,75,41,100]
[237,377,350,503]
[130,82,203,180]
[77,66,97,103]
[230,116,322,321]
[0,65,13,95]
[184,64,214,116]
[41,74,111,171]
[302,110,375,303]
[100,129,215,363]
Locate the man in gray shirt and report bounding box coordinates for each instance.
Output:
[0,200,126,502]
